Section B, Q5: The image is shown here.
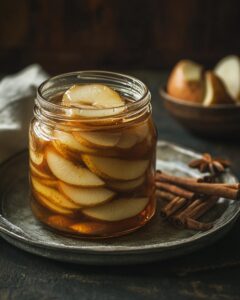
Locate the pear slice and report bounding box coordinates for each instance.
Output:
[47,215,74,228]
[82,155,149,180]
[69,222,107,234]
[59,182,115,207]
[39,178,58,188]
[36,194,74,215]
[73,131,121,149]
[30,162,52,179]
[203,72,235,106]
[116,122,149,149]
[53,131,118,158]
[214,55,240,102]
[62,84,125,108]
[69,106,126,118]
[53,131,95,154]
[31,177,80,209]
[82,197,149,221]
[29,134,44,165]
[116,132,138,149]
[46,148,104,186]
[29,149,44,165]
[134,122,149,142]
[108,176,145,191]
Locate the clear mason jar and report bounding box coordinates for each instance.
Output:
[29,71,157,238]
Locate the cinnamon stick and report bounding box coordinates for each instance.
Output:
[155,181,195,200]
[220,183,240,190]
[155,190,176,201]
[171,196,218,227]
[156,171,240,200]
[187,196,218,219]
[175,199,203,218]
[185,218,213,231]
[156,171,203,183]
[160,197,189,218]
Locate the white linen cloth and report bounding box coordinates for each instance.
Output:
[0,64,48,162]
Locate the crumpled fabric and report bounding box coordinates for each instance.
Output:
[0,64,48,162]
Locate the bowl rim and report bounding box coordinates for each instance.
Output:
[159,86,240,110]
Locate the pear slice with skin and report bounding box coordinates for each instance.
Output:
[59,182,115,207]
[82,197,149,221]
[31,177,80,209]
[29,149,44,165]
[203,72,235,106]
[30,162,52,179]
[134,122,149,143]
[47,215,74,228]
[116,122,149,149]
[39,178,58,188]
[62,84,125,108]
[46,148,104,187]
[108,176,145,191]
[69,106,126,118]
[69,222,108,235]
[214,55,240,102]
[53,131,95,154]
[73,131,121,149]
[167,60,204,103]
[36,194,75,215]
[82,155,149,180]
[116,132,139,149]
[53,131,119,159]
[29,135,44,165]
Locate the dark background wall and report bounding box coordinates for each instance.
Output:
[0,0,239,75]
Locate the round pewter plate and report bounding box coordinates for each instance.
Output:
[0,141,239,265]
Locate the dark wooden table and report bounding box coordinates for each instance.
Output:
[1,71,240,300]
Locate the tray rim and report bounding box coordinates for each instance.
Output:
[0,140,239,255]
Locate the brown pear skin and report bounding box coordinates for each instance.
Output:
[167,60,204,103]
[203,72,235,106]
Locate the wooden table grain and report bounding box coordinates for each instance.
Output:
[0,71,240,300]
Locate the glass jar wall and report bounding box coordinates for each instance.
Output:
[29,71,157,238]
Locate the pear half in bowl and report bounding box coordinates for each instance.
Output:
[214,55,240,102]
[167,60,204,103]
[203,72,235,106]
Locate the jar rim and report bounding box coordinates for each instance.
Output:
[36,70,151,120]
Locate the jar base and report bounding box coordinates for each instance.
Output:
[30,197,156,239]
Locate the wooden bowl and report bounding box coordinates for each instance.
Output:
[160,86,240,138]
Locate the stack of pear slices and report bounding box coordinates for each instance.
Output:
[31,84,150,222]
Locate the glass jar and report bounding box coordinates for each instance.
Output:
[29,71,157,238]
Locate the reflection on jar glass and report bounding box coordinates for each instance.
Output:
[29,71,157,238]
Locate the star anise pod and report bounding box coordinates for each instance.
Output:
[188,153,231,175]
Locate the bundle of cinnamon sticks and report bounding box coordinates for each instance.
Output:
[155,170,240,231]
